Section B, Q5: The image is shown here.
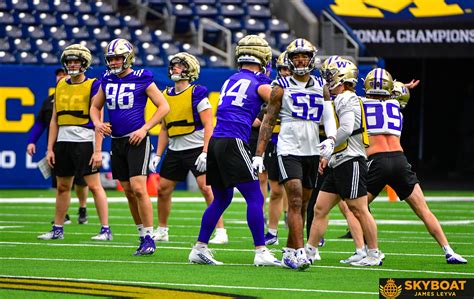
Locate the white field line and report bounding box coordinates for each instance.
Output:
[0,241,473,259]
[0,257,473,277]
[0,274,377,296]
[1,196,474,203]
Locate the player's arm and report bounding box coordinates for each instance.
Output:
[90,86,111,136]
[257,84,272,103]
[334,106,355,147]
[404,79,420,89]
[46,102,59,168]
[89,107,105,169]
[255,85,283,157]
[27,98,50,156]
[156,121,168,157]
[199,107,213,153]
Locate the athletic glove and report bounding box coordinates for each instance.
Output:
[195,152,207,173]
[149,155,161,173]
[252,156,264,173]
[317,138,335,159]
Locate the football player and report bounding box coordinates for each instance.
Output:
[37,45,111,241]
[255,38,337,270]
[90,38,170,256]
[305,59,383,267]
[189,35,280,266]
[149,52,228,244]
[342,68,467,264]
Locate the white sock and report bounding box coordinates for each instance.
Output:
[102,225,109,229]
[305,243,317,254]
[158,226,168,232]
[215,228,226,235]
[367,248,379,258]
[255,247,268,254]
[268,228,278,235]
[137,224,144,237]
[443,245,454,255]
[356,247,366,256]
[53,224,63,228]
[144,226,154,237]
[196,243,208,249]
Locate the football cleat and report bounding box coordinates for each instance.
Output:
[152,227,169,242]
[340,250,367,264]
[264,232,279,245]
[91,226,112,241]
[189,245,223,265]
[446,253,468,264]
[305,247,321,264]
[338,229,353,239]
[37,225,64,240]
[133,235,155,256]
[318,238,325,247]
[281,248,298,269]
[295,248,311,271]
[78,207,88,224]
[350,256,382,267]
[254,248,281,267]
[209,230,229,245]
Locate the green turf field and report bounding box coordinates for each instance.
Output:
[0,190,473,298]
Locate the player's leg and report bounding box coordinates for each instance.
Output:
[338,201,367,264]
[155,177,177,241]
[54,176,74,225]
[74,176,88,224]
[265,179,283,245]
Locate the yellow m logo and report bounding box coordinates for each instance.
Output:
[331,0,464,18]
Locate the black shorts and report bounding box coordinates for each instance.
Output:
[264,142,279,181]
[367,151,420,200]
[277,155,319,189]
[53,141,98,178]
[321,156,367,199]
[51,168,87,188]
[160,146,204,181]
[111,136,152,181]
[206,137,258,189]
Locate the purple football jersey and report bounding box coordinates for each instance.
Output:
[213,69,271,142]
[101,69,153,137]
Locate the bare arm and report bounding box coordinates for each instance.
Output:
[404,79,420,89]
[257,84,272,103]
[90,86,111,136]
[46,103,59,168]
[129,83,170,145]
[89,108,105,169]
[198,107,213,153]
[255,85,283,157]
[156,121,169,156]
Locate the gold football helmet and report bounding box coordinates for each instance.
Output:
[276,51,291,78]
[235,34,272,71]
[364,68,394,97]
[285,38,318,76]
[320,55,341,80]
[392,81,410,109]
[104,38,135,75]
[325,58,358,90]
[60,44,92,76]
[168,52,200,82]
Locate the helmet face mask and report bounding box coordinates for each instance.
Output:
[392,81,410,108]
[325,59,358,91]
[235,35,272,71]
[320,55,342,81]
[276,51,291,78]
[60,44,92,76]
[286,38,318,76]
[168,52,200,82]
[105,39,135,75]
[364,68,394,97]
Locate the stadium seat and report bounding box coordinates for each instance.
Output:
[93,1,114,14]
[38,52,59,64]
[196,55,207,67]
[79,40,98,53]
[141,42,161,55]
[0,51,17,63]
[46,26,68,40]
[152,29,172,43]
[181,43,201,56]
[5,25,23,38]
[122,15,142,28]
[247,5,271,19]
[17,51,38,64]
[35,39,54,53]
[36,12,57,26]
[91,27,112,41]
[31,1,51,12]
[219,0,243,5]
[194,0,217,4]
[0,38,11,51]
[220,5,245,18]
[91,55,101,66]
[133,28,153,43]
[14,11,36,25]
[232,31,245,43]
[195,4,219,18]
[59,13,80,27]
[24,25,45,39]
[243,18,266,34]
[74,1,94,14]
[257,32,276,49]
[172,4,194,34]
[11,0,30,11]
[221,17,242,31]
[276,32,296,50]
[147,0,167,15]
[68,26,90,40]
[12,38,31,52]
[134,55,144,66]
[161,42,180,58]
[0,11,15,24]
[111,28,132,41]
[247,0,270,5]
[144,54,164,66]
[82,14,100,27]
[52,1,72,13]
[207,55,227,67]
[100,14,121,27]
[268,18,290,33]
[52,39,68,53]
[0,1,10,10]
